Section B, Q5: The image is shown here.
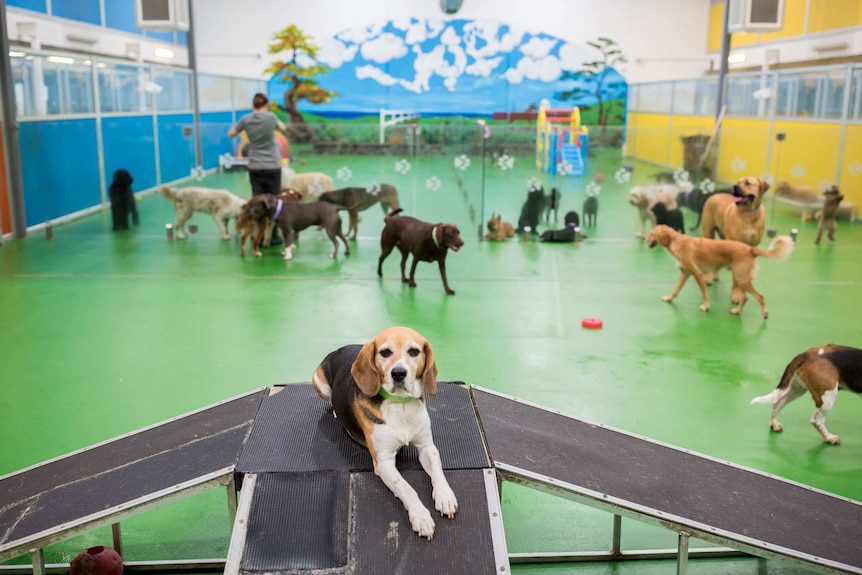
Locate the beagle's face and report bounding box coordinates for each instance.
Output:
[352,327,438,399]
[732,177,769,208]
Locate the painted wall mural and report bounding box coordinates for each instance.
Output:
[266,18,628,122]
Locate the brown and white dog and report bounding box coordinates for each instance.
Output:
[235,190,302,256]
[700,176,769,247]
[751,345,862,444]
[312,326,457,539]
[645,224,793,318]
[629,184,683,238]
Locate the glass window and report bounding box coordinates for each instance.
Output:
[152,69,192,112]
[9,54,37,117]
[850,71,862,121]
[98,63,151,113]
[635,82,673,114]
[198,74,233,112]
[673,79,718,115]
[816,72,845,119]
[42,57,94,115]
[725,75,767,116]
[232,78,266,111]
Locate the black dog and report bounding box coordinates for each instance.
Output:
[583,195,598,227]
[651,202,685,234]
[109,169,139,231]
[540,211,586,242]
[676,187,731,231]
[517,186,546,233]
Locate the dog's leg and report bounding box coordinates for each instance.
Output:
[768,375,807,432]
[735,283,765,318]
[412,426,458,519]
[253,222,268,257]
[662,270,691,305]
[689,270,713,312]
[175,208,190,239]
[212,213,231,240]
[400,250,412,285]
[376,455,436,539]
[810,384,841,444]
[407,255,420,288]
[378,243,395,277]
[282,227,296,260]
[437,258,455,295]
[349,211,359,240]
[814,221,824,245]
[338,228,350,257]
[325,228,340,259]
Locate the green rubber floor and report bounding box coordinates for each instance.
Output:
[1,147,860,575]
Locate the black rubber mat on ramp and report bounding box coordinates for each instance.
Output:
[237,382,488,473]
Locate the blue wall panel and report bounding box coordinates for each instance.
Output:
[145,30,175,43]
[200,112,233,170]
[157,113,195,183]
[104,0,143,35]
[101,116,157,193]
[6,0,47,12]
[19,120,101,226]
[51,0,101,25]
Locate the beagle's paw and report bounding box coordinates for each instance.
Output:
[433,485,458,519]
[408,505,436,540]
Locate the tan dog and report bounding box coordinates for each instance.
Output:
[773,180,820,204]
[629,184,681,238]
[281,166,334,200]
[160,185,246,240]
[484,214,515,241]
[312,326,457,539]
[700,176,769,247]
[751,345,862,444]
[645,224,793,319]
[814,186,844,244]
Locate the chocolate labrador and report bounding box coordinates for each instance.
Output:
[377,209,464,295]
[248,195,350,260]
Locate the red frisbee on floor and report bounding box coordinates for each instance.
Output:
[581,318,603,329]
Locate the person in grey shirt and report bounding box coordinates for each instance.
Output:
[228,93,287,197]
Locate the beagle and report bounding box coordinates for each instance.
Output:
[312,326,457,539]
[751,345,862,444]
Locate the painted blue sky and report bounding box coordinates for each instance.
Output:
[267,19,627,117]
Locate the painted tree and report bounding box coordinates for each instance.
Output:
[265,25,338,125]
[556,37,627,136]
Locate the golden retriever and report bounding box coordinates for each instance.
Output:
[160,185,246,240]
[645,224,793,319]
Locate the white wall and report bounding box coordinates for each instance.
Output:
[192,0,712,84]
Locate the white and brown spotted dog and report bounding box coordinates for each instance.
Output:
[312,326,457,539]
[751,345,862,444]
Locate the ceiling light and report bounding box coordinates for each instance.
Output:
[153,48,174,59]
[8,51,25,58]
[728,53,747,64]
[47,56,75,65]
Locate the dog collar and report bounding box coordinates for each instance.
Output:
[378,388,415,403]
[273,198,284,219]
[431,225,441,249]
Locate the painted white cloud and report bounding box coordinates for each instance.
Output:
[463,21,524,59]
[465,56,503,77]
[361,32,408,64]
[399,43,468,93]
[295,53,316,68]
[520,36,557,59]
[503,55,562,84]
[315,38,358,68]
[355,65,399,86]
[337,24,383,44]
[440,26,461,46]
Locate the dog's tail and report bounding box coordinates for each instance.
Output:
[750,351,807,405]
[160,185,177,201]
[754,235,794,262]
[384,208,404,222]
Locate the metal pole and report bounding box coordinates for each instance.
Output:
[0,0,29,238]
[715,0,732,119]
[186,0,202,168]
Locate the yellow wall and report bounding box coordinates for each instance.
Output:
[759,0,807,41]
[808,0,862,33]
[627,112,671,166]
[769,121,841,189]
[716,118,771,184]
[707,2,724,53]
[840,125,862,208]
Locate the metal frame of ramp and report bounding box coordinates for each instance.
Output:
[0,388,268,575]
[471,386,862,575]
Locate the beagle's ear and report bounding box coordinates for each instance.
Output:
[421,340,438,396]
[351,340,381,397]
[759,179,770,194]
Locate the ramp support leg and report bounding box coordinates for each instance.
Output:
[111,523,123,556]
[30,550,44,575]
[227,475,238,526]
[676,532,690,575]
[611,515,622,557]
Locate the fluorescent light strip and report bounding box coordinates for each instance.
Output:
[46,56,75,65]
[153,48,175,59]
